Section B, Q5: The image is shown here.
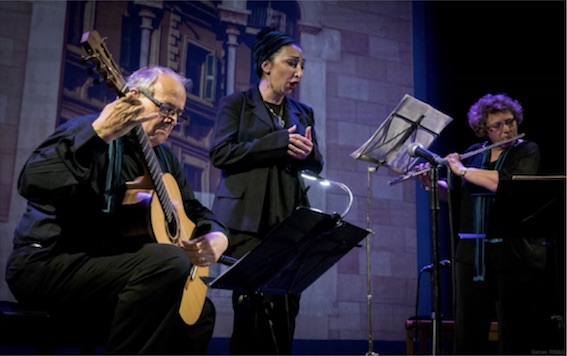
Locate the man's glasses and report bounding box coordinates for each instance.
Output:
[486,117,516,132]
[139,90,188,127]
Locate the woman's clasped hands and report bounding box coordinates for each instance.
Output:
[287,125,313,160]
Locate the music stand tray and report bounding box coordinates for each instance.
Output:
[487,175,566,240]
[205,207,371,294]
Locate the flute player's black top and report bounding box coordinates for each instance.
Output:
[451,139,540,277]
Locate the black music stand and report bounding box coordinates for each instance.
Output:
[351,94,453,355]
[488,176,565,296]
[487,175,565,241]
[486,175,566,349]
[205,206,370,294]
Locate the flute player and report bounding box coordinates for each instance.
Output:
[416,93,546,355]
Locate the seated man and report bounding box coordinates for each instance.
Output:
[5,66,228,354]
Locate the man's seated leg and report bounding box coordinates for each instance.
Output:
[186,297,216,355]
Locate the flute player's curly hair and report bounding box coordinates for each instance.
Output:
[467,93,524,138]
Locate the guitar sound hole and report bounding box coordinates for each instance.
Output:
[167,217,179,243]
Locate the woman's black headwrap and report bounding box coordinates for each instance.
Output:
[252,27,297,78]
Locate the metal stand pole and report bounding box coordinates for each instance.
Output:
[365,166,378,356]
[429,165,442,355]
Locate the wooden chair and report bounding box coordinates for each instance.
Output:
[405,317,498,355]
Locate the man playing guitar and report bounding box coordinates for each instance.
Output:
[6,65,229,354]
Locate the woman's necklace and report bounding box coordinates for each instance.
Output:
[264,101,285,128]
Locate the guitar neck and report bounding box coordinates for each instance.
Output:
[81,30,179,229]
[132,125,176,223]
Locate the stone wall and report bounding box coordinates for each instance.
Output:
[0,0,416,347]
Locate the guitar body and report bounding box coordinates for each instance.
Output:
[150,173,207,325]
[81,30,208,326]
[121,173,207,325]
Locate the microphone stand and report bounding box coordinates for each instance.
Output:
[365,166,378,356]
[428,164,442,355]
[303,168,377,356]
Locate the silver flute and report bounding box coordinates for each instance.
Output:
[388,133,526,186]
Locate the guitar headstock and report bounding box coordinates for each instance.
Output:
[81,31,128,97]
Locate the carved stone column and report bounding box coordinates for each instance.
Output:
[134,0,163,68]
[225,26,239,95]
[217,4,250,95]
[138,8,155,68]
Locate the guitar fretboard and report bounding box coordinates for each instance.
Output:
[133,125,178,242]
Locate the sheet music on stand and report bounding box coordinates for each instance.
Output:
[350,94,453,174]
[204,207,370,295]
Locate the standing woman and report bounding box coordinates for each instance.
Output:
[417,93,546,354]
[209,27,324,354]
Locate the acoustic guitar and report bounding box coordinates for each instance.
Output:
[81,30,207,325]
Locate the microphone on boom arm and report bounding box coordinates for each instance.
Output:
[407,142,445,166]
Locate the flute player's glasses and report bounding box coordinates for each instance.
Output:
[486,117,516,132]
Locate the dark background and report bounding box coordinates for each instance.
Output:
[414,0,565,334]
[424,1,565,175]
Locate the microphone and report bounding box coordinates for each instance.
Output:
[420,259,451,273]
[407,142,445,166]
